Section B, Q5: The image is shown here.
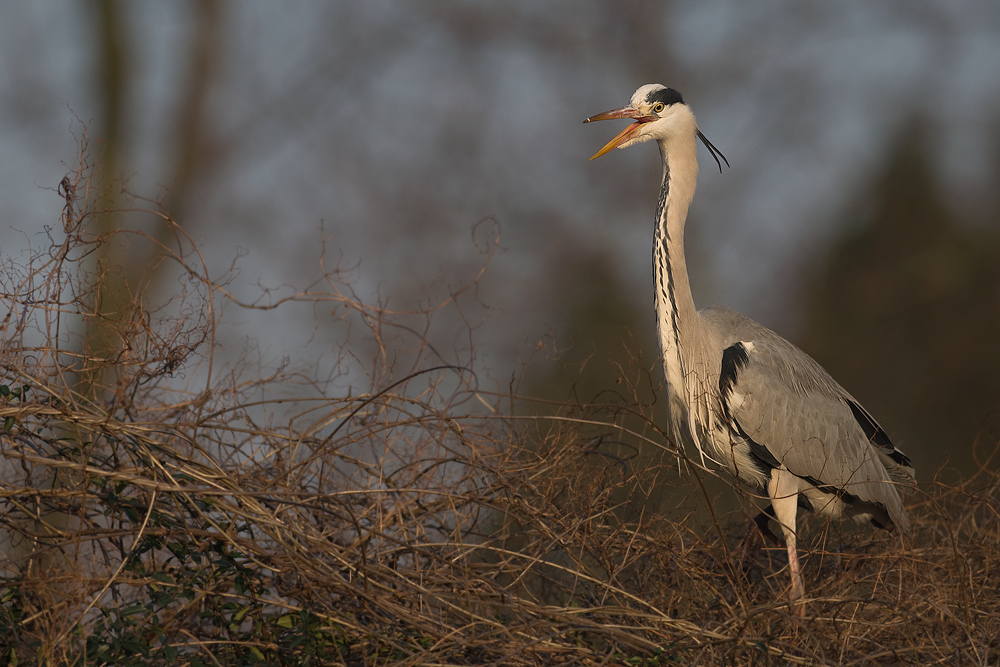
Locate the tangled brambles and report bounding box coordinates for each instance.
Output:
[1,141,999,666]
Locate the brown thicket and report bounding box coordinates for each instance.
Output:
[1,141,999,666]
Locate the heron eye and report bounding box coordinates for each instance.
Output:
[653,103,665,114]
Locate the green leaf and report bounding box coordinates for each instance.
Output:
[166,542,187,557]
[3,417,13,433]
[119,604,146,617]
[122,638,150,656]
[0,386,9,398]
[276,614,296,628]
[233,604,252,624]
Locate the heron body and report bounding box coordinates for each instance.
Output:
[585,84,914,611]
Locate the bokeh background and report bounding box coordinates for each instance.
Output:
[2,1,999,480]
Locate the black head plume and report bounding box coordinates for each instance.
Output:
[697,130,729,174]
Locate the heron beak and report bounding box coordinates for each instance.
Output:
[583,105,653,160]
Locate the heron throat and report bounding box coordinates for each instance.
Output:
[652,140,714,456]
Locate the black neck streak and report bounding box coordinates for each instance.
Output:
[653,165,682,358]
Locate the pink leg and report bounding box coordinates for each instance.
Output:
[785,537,805,617]
[768,470,805,617]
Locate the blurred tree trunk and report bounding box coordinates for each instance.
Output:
[83,0,130,398]
[797,119,1000,480]
[162,0,223,228]
[83,1,224,399]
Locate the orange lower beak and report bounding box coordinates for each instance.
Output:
[583,105,654,160]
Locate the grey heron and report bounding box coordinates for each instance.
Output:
[584,85,914,614]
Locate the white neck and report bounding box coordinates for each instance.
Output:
[653,133,701,374]
[652,124,717,451]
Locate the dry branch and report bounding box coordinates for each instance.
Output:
[1,146,999,666]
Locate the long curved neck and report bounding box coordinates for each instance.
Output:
[653,135,702,391]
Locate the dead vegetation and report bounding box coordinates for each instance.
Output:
[1,146,1000,666]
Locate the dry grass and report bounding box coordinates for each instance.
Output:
[1,143,999,666]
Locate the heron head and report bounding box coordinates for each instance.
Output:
[583,85,688,160]
[584,84,728,171]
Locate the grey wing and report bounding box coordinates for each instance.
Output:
[704,307,914,530]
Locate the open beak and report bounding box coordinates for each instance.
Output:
[583,105,654,160]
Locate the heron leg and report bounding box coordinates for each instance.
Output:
[752,505,784,546]
[768,470,805,617]
[733,505,783,568]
